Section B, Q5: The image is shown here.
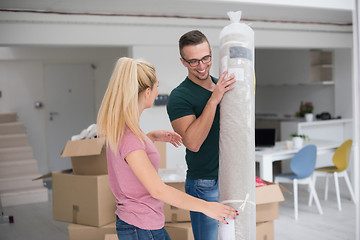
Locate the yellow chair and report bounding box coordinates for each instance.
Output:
[309,139,356,211]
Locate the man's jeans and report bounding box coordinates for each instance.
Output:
[185,179,219,240]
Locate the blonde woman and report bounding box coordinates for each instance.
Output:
[97,57,238,240]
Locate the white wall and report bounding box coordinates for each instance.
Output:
[131,45,186,168]
[0,47,354,173]
[0,12,354,173]
[334,48,353,118]
[255,49,336,117]
[0,11,353,49]
[0,60,48,172]
[0,47,127,173]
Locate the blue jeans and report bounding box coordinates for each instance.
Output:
[185,179,219,240]
[116,216,171,240]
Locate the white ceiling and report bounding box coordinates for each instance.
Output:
[0,0,353,26]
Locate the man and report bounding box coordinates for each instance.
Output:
[166,30,235,240]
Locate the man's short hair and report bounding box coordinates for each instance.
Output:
[179,30,210,58]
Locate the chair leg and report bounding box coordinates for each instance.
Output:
[334,172,342,211]
[324,175,329,201]
[343,171,356,203]
[308,174,317,206]
[274,177,279,184]
[293,179,298,220]
[309,180,323,215]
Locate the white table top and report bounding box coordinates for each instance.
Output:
[255,139,341,160]
[255,139,342,181]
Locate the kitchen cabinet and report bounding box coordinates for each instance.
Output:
[310,50,333,84]
[280,118,352,141]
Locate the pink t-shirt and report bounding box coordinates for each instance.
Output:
[107,128,164,230]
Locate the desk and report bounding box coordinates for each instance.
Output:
[255,139,341,182]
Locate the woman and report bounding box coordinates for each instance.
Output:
[97,57,237,240]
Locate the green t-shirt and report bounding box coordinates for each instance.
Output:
[166,76,219,180]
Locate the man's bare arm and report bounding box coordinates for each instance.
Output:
[171,72,235,152]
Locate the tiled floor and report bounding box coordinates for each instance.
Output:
[275,181,356,240]
[0,179,357,240]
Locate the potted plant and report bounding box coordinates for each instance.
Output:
[303,102,314,122]
[296,102,314,121]
[290,133,308,149]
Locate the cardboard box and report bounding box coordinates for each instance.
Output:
[256,183,284,223]
[52,171,116,227]
[61,138,107,175]
[68,222,116,240]
[165,222,194,240]
[104,234,118,240]
[154,141,166,168]
[256,221,274,240]
[164,182,191,223]
[61,138,166,175]
[165,220,273,240]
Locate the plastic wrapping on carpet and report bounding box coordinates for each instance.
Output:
[218,10,256,240]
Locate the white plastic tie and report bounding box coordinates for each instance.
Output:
[220,193,255,212]
[239,193,249,211]
[227,11,242,23]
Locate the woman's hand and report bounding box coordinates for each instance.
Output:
[147,130,182,147]
[203,202,239,224]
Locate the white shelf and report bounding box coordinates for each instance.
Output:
[310,50,333,82]
[311,64,333,68]
[256,81,334,87]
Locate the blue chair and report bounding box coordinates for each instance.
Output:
[275,144,323,220]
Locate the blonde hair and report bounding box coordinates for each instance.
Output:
[97,57,157,153]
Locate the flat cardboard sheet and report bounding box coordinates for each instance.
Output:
[61,138,105,157]
[61,138,107,175]
[256,183,284,205]
[60,139,166,175]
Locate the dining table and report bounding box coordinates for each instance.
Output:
[255,139,342,182]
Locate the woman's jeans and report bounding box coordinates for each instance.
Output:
[185,179,219,240]
[116,216,171,240]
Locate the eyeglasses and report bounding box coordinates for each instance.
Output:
[182,55,212,67]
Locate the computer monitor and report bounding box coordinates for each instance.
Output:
[255,128,276,148]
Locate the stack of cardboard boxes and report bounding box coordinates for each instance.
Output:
[36,138,117,240]
[40,137,284,240]
[162,179,285,240]
[61,138,118,239]
[163,182,193,240]
[256,181,285,240]
[101,179,192,240]
[41,138,171,240]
